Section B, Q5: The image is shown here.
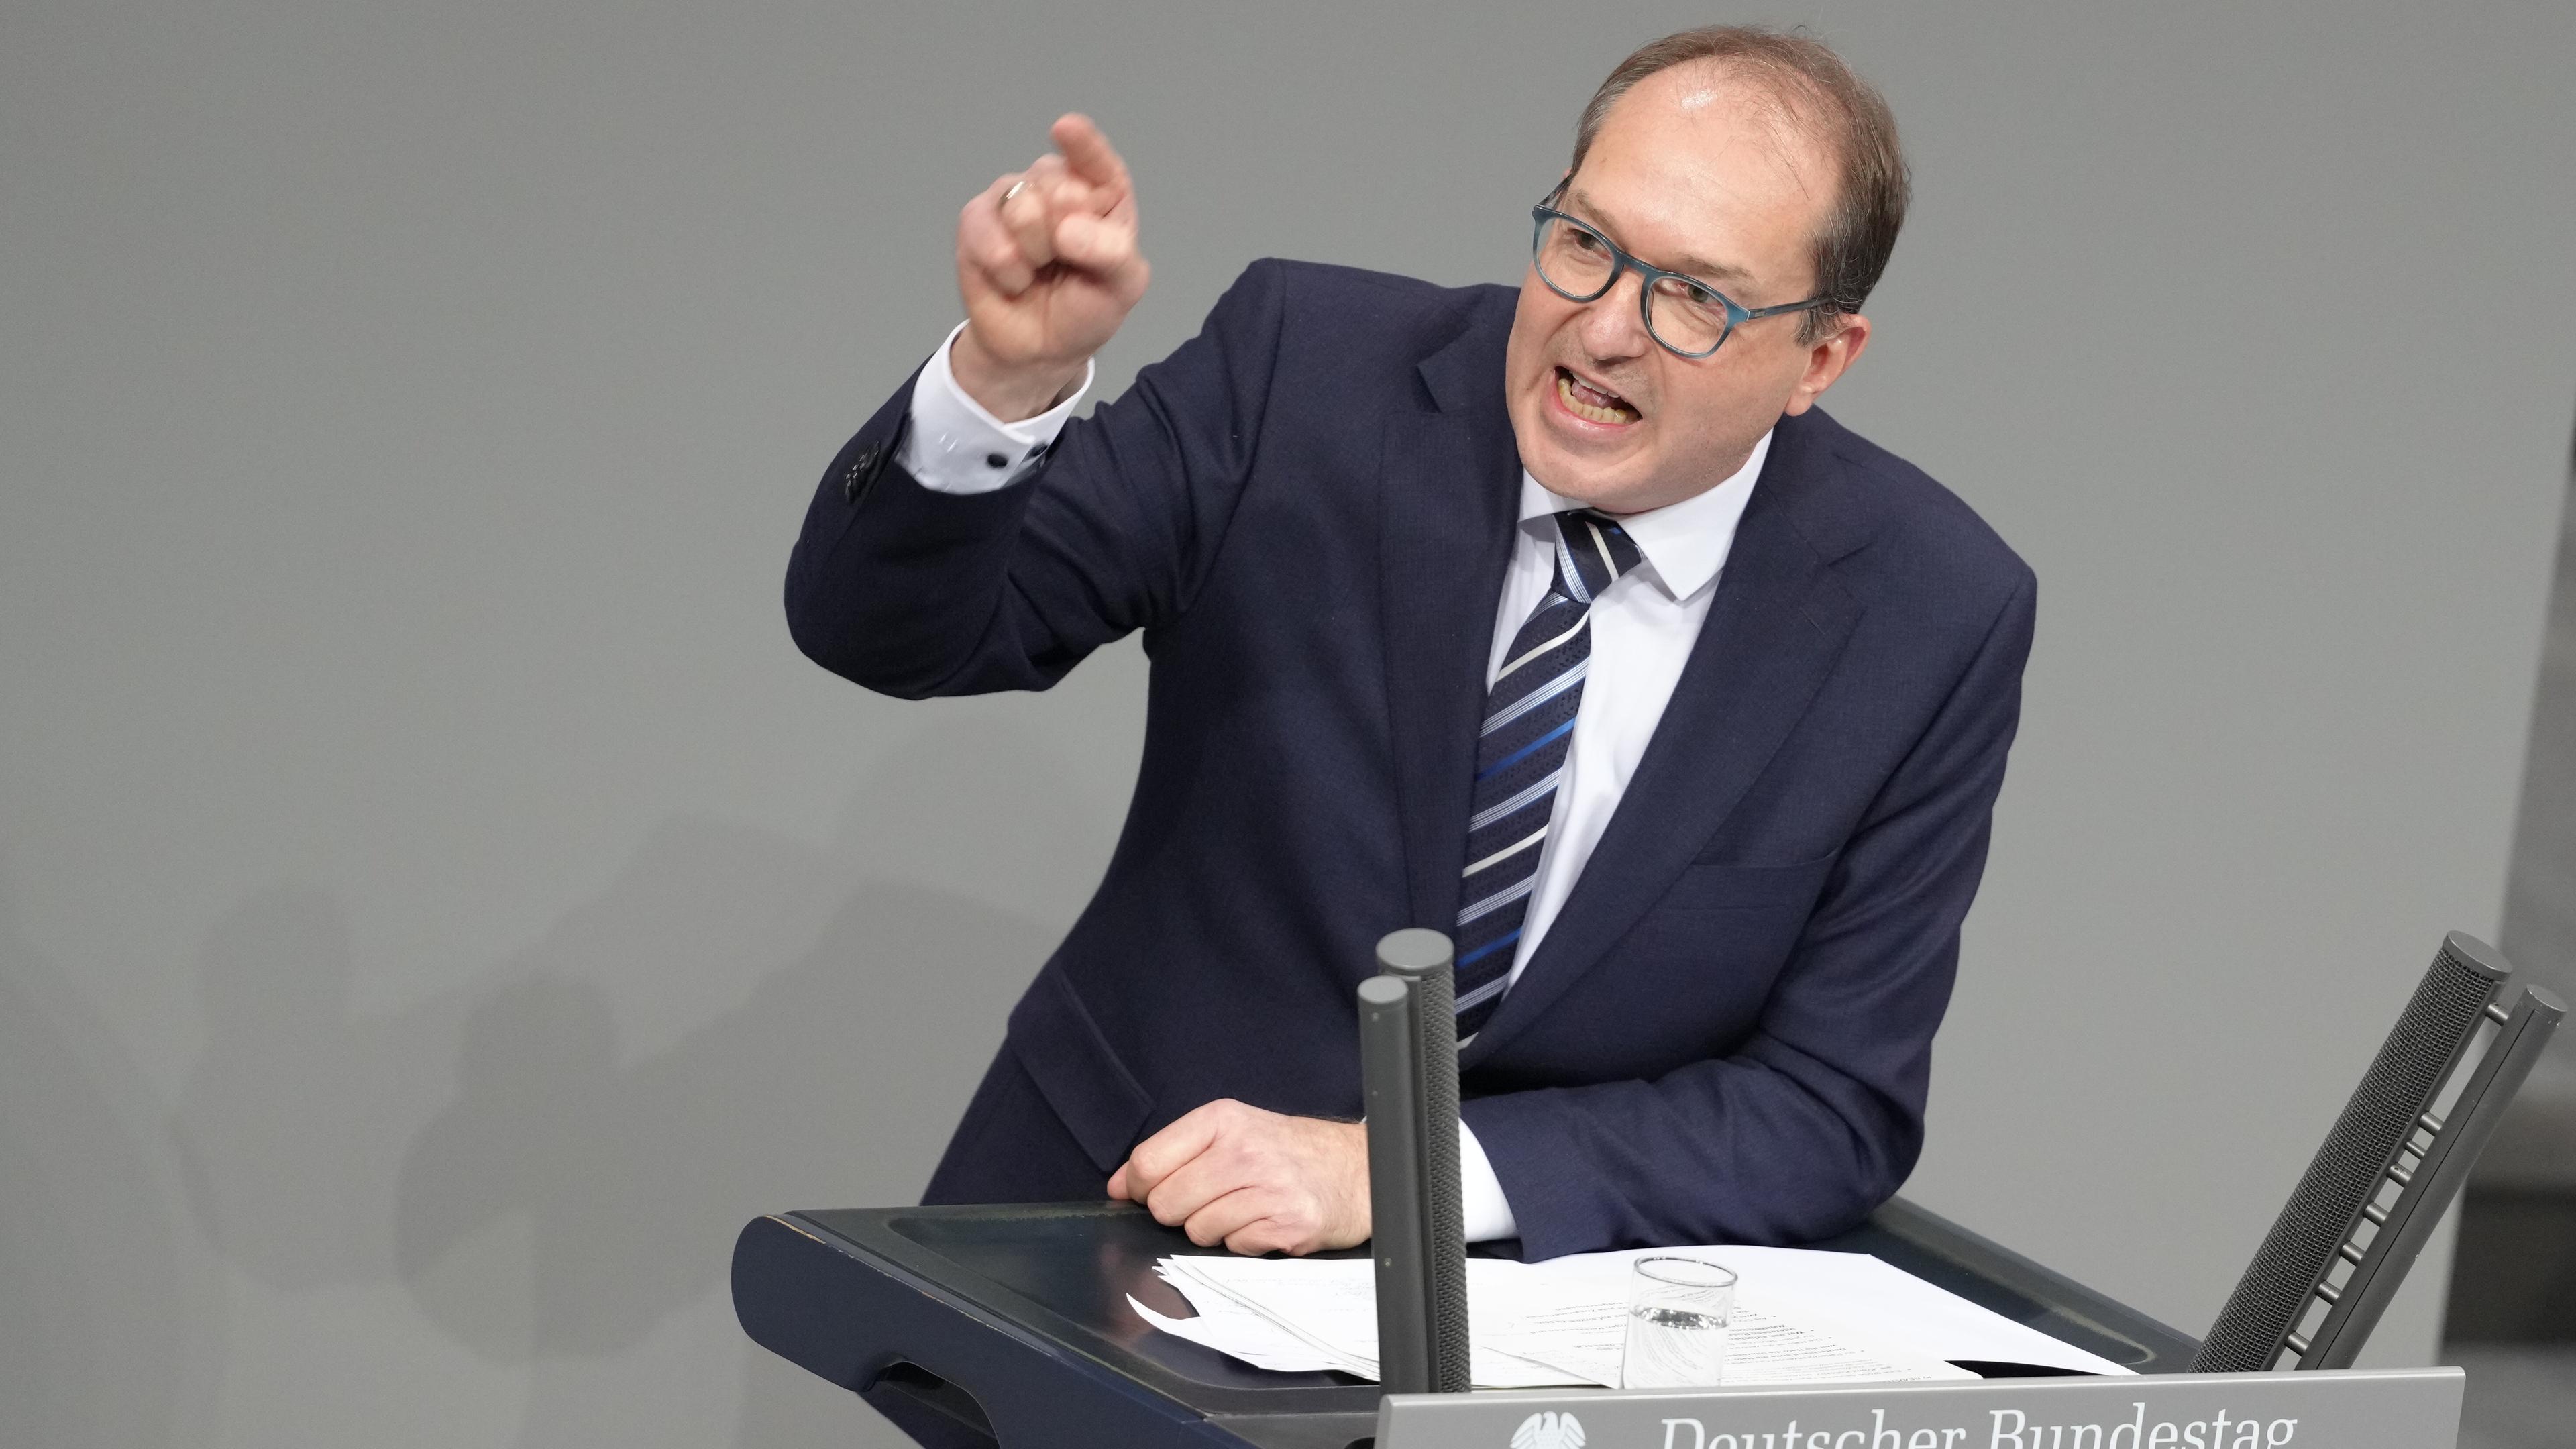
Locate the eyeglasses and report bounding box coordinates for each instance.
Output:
[1529,186,1827,359]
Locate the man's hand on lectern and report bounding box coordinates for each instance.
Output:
[1108,1100,1369,1256]
[951,113,1150,422]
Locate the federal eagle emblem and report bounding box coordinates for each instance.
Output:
[1510,1410,1585,1449]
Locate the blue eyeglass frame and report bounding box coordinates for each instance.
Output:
[1529,184,1828,359]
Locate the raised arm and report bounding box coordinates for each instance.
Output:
[785,117,1286,700]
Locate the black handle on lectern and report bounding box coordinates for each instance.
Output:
[1359,928,1472,1395]
[2192,930,2565,1372]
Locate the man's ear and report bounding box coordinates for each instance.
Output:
[1781,313,1871,417]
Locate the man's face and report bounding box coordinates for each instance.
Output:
[1504,64,1870,514]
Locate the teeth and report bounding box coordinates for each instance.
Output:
[1556,370,1638,425]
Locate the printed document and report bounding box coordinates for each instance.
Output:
[1128,1244,2132,1389]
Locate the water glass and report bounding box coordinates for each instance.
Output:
[1621,1256,1737,1388]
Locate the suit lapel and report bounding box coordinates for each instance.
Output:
[1460,423,1864,1066]
[1382,319,1521,935]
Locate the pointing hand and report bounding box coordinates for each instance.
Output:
[951,114,1150,421]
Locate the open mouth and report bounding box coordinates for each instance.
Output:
[1555,366,1640,426]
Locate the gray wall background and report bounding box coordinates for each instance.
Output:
[5,2,2573,1445]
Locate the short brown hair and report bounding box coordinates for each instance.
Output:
[1571,25,1908,343]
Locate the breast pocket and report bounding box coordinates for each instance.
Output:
[1602,852,1841,1043]
[1655,852,1837,914]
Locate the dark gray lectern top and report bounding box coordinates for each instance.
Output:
[732,1198,2199,1449]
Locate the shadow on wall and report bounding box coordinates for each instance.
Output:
[166,710,1116,1446]
[2443,411,2576,1371]
[0,866,223,1448]
[395,875,1053,1358]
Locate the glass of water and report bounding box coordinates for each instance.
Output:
[1621,1256,1737,1388]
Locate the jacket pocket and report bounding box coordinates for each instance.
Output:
[1003,965,1156,1173]
[1656,852,1837,912]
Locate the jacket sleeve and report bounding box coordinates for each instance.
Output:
[1460,568,2038,1258]
[785,260,1292,699]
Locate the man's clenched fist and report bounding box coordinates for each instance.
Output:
[952,113,1149,421]
[1108,1099,1371,1256]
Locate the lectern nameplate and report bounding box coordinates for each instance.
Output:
[1375,1368,2461,1449]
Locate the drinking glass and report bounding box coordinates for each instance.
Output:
[1621,1256,1737,1388]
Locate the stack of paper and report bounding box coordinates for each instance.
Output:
[1128,1246,2133,1390]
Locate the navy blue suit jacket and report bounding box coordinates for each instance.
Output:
[786,259,2035,1258]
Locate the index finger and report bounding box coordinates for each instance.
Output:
[1051,113,1130,197]
[1118,1104,1218,1199]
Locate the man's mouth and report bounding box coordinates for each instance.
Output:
[1554,366,1640,425]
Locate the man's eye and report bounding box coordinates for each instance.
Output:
[1568,229,1606,252]
[1683,284,1717,307]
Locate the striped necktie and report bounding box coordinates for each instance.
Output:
[1452,508,1644,1040]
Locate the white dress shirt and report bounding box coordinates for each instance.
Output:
[899,326,1770,1242]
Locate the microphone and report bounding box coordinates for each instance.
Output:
[1358,928,1472,1394]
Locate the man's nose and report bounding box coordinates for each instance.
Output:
[1573,272,1654,361]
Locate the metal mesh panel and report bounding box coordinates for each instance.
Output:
[1358,973,1432,1393]
[2304,979,2565,1367]
[2190,935,2504,1371]
[1409,955,1472,1393]
[1374,927,1471,1393]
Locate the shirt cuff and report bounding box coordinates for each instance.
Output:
[898,321,1094,494]
[1457,1118,1521,1243]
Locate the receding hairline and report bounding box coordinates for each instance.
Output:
[1568,61,1847,295]
[1576,52,1851,181]
[1569,25,1911,341]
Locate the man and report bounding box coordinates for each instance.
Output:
[788,26,2031,1271]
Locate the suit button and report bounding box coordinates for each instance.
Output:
[843,441,885,503]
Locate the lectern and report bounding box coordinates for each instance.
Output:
[731,1198,2198,1449]
[737,932,2548,1447]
